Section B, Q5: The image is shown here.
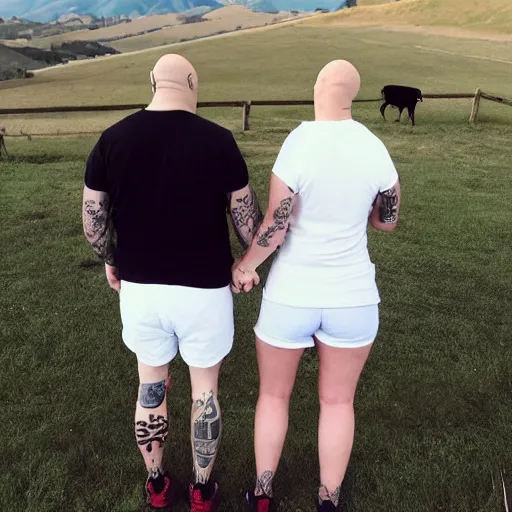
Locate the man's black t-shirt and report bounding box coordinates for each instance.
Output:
[84,109,249,289]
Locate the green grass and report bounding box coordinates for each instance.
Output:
[1,24,512,113]
[311,0,512,35]
[1,103,512,512]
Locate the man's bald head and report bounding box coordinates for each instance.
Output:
[314,60,361,120]
[148,54,198,112]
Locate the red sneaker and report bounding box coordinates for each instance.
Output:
[144,472,173,511]
[189,482,220,512]
[246,490,275,511]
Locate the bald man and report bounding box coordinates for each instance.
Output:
[82,54,261,512]
[233,60,401,511]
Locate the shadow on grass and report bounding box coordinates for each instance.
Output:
[78,259,103,269]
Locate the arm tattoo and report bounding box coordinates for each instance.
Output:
[378,186,398,223]
[83,198,117,265]
[229,186,263,249]
[319,483,342,507]
[256,197,292,248]
[255,470,275,498]
[135,414,169,453]
[192,391,221,485]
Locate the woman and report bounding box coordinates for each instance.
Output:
[232,60,401,512]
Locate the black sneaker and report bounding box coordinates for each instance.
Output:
[246,489,274,511]
[317,499,337,511]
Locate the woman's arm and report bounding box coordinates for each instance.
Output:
[369,179,401,232]
[232,174,294,291]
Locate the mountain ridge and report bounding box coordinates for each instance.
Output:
[0,0,342,22]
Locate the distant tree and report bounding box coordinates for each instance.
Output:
[0,17,4,24]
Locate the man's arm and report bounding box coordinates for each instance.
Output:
[82,185,117,265]
[369,179,401,232]
[235,174,294,273]
[227,184,263,250]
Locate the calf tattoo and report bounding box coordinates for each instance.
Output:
[230,186,263,249]
[135,414,169,453]
[378,186,398,223]
[192,391,221,484]
[139,380,167,409]
[83,198,117,265]
[255,470,275,497]
[256,197,292,248]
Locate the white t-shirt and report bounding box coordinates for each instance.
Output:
[263,119,399,308]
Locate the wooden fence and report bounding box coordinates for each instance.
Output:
[0,89,510,141]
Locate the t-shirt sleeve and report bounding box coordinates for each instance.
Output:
[378,147,399,192]
[271,129,301,193]
[223,134,249,193]
[84,135,108,192]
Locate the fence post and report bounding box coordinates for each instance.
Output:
[0,129,8,159]
[242,101,251,131]
[469,87,482,124]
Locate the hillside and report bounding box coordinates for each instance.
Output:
[305,0,512,35]
[0,43,45,79]
[30,13,182,47]
[111,6,305,51]
[0,0,328,22]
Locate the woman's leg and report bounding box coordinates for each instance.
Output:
[316,339,373,506]
[253,337,304,497]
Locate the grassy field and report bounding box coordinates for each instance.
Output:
[1,103,511,512]
[309,0,512,35]
[29,6,305,52]
[1,24,512,133]
[1,11,512,511]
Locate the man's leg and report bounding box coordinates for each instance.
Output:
[189,362,222,489]
[135,361,170,488]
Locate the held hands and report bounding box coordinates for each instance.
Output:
[231,260,260,294]
[105,263,121,292]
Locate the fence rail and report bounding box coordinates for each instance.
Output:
[0,89,510,143]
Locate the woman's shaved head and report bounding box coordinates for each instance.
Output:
[314,60,361,120]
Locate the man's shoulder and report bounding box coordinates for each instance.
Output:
[101,109,146,139]
[192,114,234,139]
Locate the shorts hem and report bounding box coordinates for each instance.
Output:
[314,334,375,349]
[254,327,314,349]
[130,347,179,367]
[180,342,233,369]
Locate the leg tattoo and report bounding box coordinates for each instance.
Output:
[139,380,167,408]
[255,470,275,497]
[319,483,342,506]
[136,414,169,453]
[191,391,221,484]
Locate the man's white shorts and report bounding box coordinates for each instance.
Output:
[119,281,234,368]
[254,299,379,349]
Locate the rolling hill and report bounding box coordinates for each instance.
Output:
[0,0,338,22]
[305,0,512,35]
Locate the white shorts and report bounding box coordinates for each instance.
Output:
[254,299,379,349]
[119,281,234,368]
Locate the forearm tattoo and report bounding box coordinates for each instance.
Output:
[135,414,169,453]
[255,470,275,498]
[83,199,117,265]
[319,483,342,506]
[229,186,263,249]
[378,186,398,223]
[256,197,292,248]
[192,391,221,484]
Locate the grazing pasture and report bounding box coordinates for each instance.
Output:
[1,13,511,512]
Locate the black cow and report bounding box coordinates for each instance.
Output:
[380,85,423,126]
